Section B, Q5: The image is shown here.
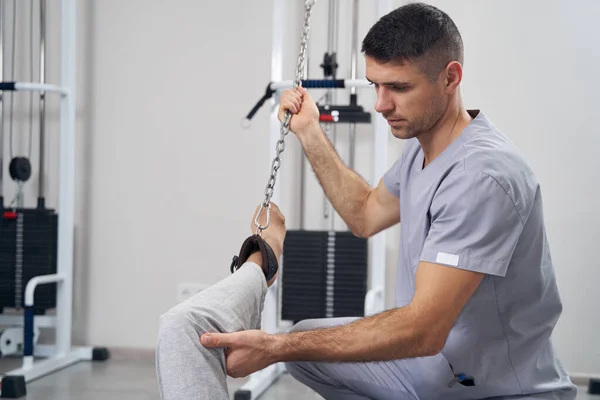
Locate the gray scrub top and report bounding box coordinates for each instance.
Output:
[383,110,576,398]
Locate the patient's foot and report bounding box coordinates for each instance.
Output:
[250,202,286,259]
[247,248,278,287]
[245,202,286,287]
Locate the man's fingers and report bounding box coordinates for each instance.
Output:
[291,90,302,102]
[281,90,302,111]
[280,100,294,114]
[283,98,301,114]
[296,85,307,95]
[291,91,304,108]
[285,100,299,114]
[282,89,301,104]
[289,95,302,111]
[200,333,234,348]
[278,87,309,119]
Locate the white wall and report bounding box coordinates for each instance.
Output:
[5,0,597,376]
[79,0,278,347]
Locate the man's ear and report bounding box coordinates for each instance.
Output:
[444,61,463,94]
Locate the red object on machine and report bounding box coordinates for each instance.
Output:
[3,211,17,220]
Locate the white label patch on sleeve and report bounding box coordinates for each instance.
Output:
[436,252,460,266]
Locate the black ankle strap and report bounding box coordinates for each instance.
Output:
[230,234,278,282]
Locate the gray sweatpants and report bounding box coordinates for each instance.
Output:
[155,263,575,400]
[154,260,459,400]
[284,320,576,400]
[156,263,267,400]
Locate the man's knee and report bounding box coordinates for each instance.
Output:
[286,318,359,386]
[158,301,217,342]
[285,360,313,383]
[158,308,192,345]
[284,320,333,384]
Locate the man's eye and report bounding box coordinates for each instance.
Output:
[392,86,409,92]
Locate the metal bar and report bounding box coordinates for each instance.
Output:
[264,0,284,336]
[270,79,370,90]
[9,0,16,160]
[24,274,65,306]
[365,0,393,317]
[327,0,338,56]
[0,314,56,328]
[349,123,356,169]
[0,0,5,200]
[28,0,35,159]
[56,0,76,355]
[299,11,310,231]
[4,82,68,94]
[38,0,47,202]
[348,0,359,171]
[3,345,94,361]
[33,344,55,357]
[325,0,339,228]
[235,1,288,398]
[328,124,337,231]
[1,350,89,382]
[350,0,359,95]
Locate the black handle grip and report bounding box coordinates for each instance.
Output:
[245,83,275,122]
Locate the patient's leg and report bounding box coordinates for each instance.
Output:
[156,262,268,400]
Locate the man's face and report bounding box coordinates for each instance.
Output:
[365,56,447,139]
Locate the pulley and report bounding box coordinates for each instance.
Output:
[9,157,32,182]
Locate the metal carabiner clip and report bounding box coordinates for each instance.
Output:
[254,202,271,236]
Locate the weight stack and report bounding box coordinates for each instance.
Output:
[0,208,58,311]
[281,230,368,322]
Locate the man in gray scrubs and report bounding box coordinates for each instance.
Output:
[158,2,577,399]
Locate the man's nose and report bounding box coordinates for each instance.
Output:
[374,88,394,115]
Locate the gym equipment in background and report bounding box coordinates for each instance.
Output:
[281,230,368,322]
[281,0,369,323]
[0,1,109,398]
[0,326,39,358]
[0,0,58,318]
[589,378,600,395]
[237,1,392,399]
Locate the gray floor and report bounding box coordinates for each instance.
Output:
[0,349,597,399]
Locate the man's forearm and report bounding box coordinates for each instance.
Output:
[298,122,373,235]
[272,306,440,363]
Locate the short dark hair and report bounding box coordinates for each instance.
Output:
[361,2,464,80]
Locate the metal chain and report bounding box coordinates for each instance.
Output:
[254,0,315,235]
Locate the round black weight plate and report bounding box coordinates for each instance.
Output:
[9,157,32,182]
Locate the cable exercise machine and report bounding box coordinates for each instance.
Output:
[237,0,392,398]
[0,1,108,398]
